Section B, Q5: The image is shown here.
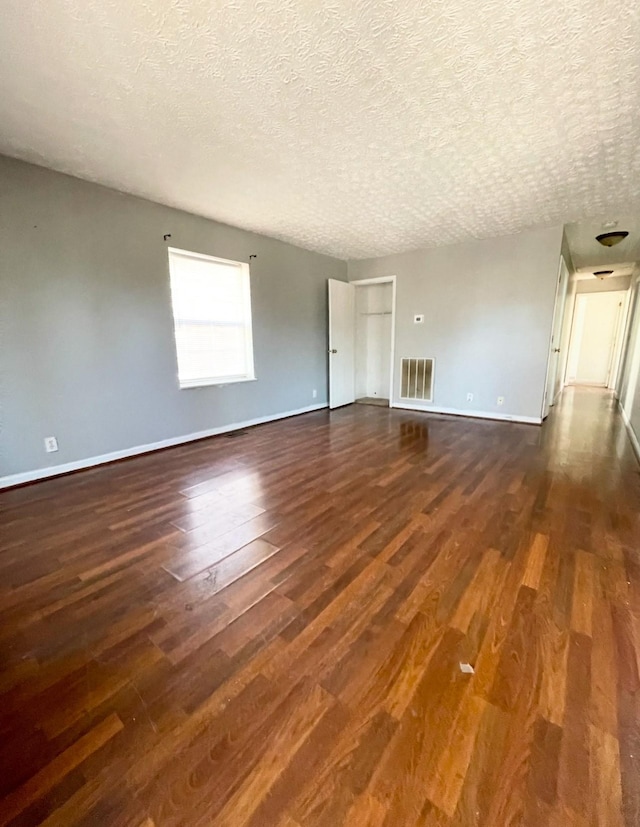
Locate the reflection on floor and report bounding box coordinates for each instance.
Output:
[0,386,639,825]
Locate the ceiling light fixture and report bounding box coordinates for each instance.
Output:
[595,231,629,247]
[593,270,614,279]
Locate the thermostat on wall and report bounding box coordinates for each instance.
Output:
[414,314,425,324]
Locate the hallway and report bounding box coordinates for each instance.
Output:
[0,388,639,826]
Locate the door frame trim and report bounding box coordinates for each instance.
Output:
[609,288,633,391]
[350,276,397,408]
[541,256,568,420]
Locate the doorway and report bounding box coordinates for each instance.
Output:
[565,290,626,387]
[328,277,396,409]
[354,281,393,406]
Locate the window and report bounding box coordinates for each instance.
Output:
[167,247,255,388]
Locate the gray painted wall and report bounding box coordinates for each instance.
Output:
[0,156,346,480]
[349,226,564,421]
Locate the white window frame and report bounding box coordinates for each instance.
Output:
[167,247,256,389]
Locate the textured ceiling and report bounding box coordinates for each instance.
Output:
[1,0,640,260]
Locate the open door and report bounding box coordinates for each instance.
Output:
[328,279,355,408]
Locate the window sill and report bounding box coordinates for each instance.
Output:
[179,376,257,390]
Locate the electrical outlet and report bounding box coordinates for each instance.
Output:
[44,436,58,453]
[497,396,505,406]
[312,389,317,399]
[466,393,474,402]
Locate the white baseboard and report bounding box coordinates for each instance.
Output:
[392,402,542,425]
[0,403,328,490]
[619,403,640,464]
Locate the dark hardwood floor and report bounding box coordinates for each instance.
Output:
[1,387,639,826]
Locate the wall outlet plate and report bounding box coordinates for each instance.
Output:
[497,396,505,406]
[467,393,474,402]
[312,389,317,398]
[413,314,425,324]
[44,436,59,453]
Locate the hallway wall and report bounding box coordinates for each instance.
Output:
[576,274,631,294]
[618,273,640,459]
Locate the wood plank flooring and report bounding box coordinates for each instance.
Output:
[1,386,639,826]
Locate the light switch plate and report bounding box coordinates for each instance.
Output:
[414,314,424,324]
[44,436,59,453]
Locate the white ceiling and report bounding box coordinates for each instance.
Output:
[1,1,639,260]
[564,215,640,274]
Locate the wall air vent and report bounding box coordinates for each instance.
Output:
[400,358,434,401]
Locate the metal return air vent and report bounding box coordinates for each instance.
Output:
[400,358,434,401]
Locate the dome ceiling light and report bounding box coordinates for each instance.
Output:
[595,231,629,247]
[593,270,614,279]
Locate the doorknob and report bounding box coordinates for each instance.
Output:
[553,348,561,353]
[329,349,337,354]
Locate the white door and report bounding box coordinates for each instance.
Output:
[542,257,569,418]
[328,279,355,408]
[566,291,625,386]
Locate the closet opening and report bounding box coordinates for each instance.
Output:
[352,278,395,408]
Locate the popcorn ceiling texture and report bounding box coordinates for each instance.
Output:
[1,0,639,259]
